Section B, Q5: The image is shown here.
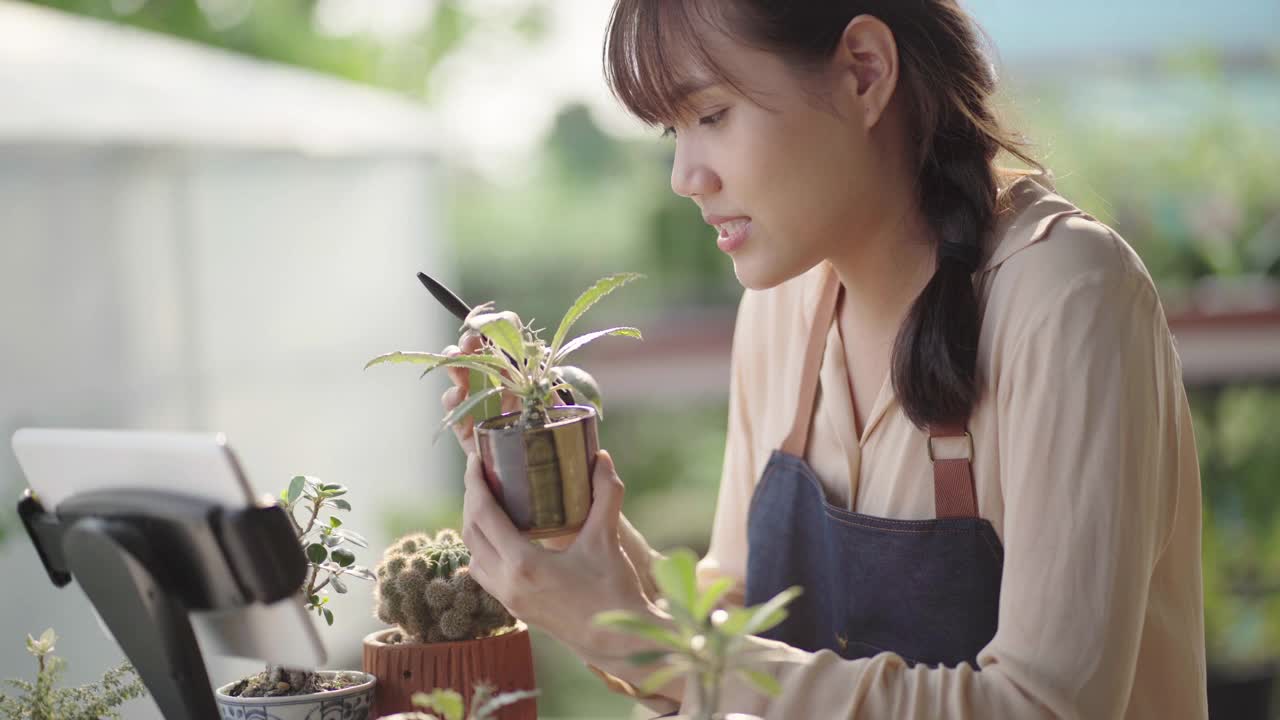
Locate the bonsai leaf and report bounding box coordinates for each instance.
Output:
[286,476,306,506]
[651,549,699,618]
[346,566,378,582]
[553,327,642,365]
[306,543,329,564]
[463,310,527,368]
[412,689,465,720]
[323,608,334,626]
[549,273,644,359]
[331,548,356,567]
[742,585,803,636]
[436,386,505,442]
[638,662,688,698]
[331,575,348,594]
[473,688,540,719]
[333,528,369,548]
[553,366,602,417]
[736,668,782,698]
[591,610,686,651]
[327,498,353,511]
[692,577,735,621]
[366,351,512,385]
[626,650,672,666]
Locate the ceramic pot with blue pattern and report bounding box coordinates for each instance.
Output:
[214,670,376,720]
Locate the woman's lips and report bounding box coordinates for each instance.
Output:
[707,216,751,254]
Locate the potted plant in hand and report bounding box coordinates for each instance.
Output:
[362,529,535,720]
[0,628,147,719]
[376,683,538,720]
[593,549,804,720]
[215,475,379,720]
[366,272,644,539]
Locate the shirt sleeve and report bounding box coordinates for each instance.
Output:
[706,261,1185,719]
[695,289,764,606]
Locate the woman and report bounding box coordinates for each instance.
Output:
[444,1,1207,717]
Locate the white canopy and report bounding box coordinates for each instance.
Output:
[0,0,439,154]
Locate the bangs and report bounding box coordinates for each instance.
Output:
[603,0,744,128]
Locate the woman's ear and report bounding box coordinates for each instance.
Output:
[834,14,900,130]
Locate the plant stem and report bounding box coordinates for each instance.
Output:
[301,496,324,539]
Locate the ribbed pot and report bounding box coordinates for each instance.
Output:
[475,405,598,539]
[213,671,375,720]
[361,623,536,719]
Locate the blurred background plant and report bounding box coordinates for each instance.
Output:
[3,0,1278,717]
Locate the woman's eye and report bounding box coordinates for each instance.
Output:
[660,110,727,140]
[699,110,727,127]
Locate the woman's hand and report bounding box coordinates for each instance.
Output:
[460,448,653,656]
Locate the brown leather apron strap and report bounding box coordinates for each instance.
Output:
[781,267,842,458]
[928,422,978,519]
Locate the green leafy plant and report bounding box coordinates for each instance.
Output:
[0,628,147,720]
[592,549,802,720]
[366,272,644,434]
[225,476,375,698]
[376,682,539,720]
[374,529,515,643]
[280,475,378,627]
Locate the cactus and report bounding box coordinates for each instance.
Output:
[374,529,515,643]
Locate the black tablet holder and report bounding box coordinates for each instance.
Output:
[18,487,307,720]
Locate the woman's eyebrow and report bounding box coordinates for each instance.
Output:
[671,78,724,104]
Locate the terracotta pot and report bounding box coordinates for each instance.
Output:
[475,405,599,539]
[361,623,536,719]
[213,670,375,720]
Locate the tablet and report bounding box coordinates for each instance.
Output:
[11,427,327,668]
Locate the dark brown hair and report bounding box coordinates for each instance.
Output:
[604,0,1042,429]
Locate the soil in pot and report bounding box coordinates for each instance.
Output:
[363,622,536,719]
[223,666,366,697]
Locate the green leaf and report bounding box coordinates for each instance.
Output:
[286,476,306,505]
[331,575,348,594]
[553,326,642,365]
[743,585,803,636]
[333,528,369,548]
[736,669,782,698]
[329,516,342,529]
[549,272,644,360]
[468,367,506,425]
[553,366,602,417]
[473,689,540,719]
[436,385,505,441]
[412,689,465,720]
[652,549,699,617]
[463,309,527,368]
[330,499,352,511]
[591,611,686,651]
[638,663,687,697]
[306,543,329,564]
[320,484,348,498]
[626,650,673,666]
[693,577,734,621]
[331,548,356,567]
[322,608,334,626]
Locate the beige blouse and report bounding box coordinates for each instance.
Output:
[641,176,1206,719]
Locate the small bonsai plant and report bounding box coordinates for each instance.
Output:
[222,475,376,699]
[0,628,147,720]
[593,549,803,720]
[366,272,646,539]
[376,683,539,720]
[365,272,644,435]
[373,529,515,643]
[363,529,536,719]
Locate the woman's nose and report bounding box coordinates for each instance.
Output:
[670,147,722,199]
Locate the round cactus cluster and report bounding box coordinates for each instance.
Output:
[374,529,515,643]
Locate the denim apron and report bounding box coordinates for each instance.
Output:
[744,268,1003,668]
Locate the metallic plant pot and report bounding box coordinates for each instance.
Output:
[475,405,598,539]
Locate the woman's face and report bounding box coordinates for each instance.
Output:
[664,31,890,291]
